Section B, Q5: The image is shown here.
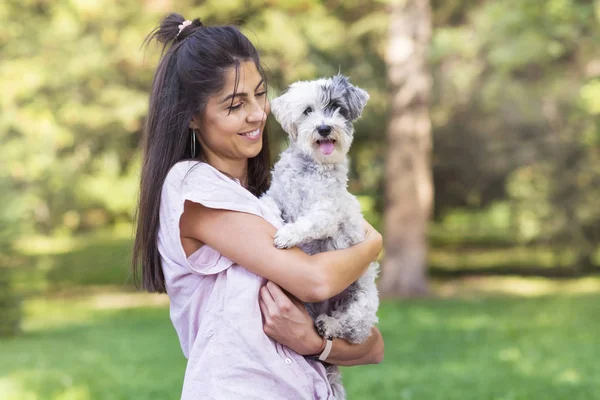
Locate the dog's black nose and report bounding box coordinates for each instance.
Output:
[317,124,331,136]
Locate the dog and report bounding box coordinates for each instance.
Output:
[261,74,380,399]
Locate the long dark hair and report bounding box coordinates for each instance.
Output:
[132,13,271,293]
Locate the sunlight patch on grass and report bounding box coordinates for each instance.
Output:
[429,247,577,269]
[23,297,95,332]
[12,227,133,257]
[451,314,494,331]
[22,288,169,332]
[432,277,600,298]
[0,369,92,400]
[12,235,79,256]
[87,291,169,310]
[410,308,439,327]
[557,369,582,385]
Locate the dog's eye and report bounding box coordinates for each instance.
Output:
[303,106,313,115]
[330,102,347,117]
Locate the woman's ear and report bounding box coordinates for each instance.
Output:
[189,115,201,130]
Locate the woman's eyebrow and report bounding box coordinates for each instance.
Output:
[220,79,265,104]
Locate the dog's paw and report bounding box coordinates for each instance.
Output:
[273,225,303,249]
[315,314,342,338]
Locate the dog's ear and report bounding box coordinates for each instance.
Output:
[345,85,369,121]
[270,91,297,139]
[331,74,370,121]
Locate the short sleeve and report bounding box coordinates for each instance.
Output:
[179,162,263,275]
[181,163,260,216]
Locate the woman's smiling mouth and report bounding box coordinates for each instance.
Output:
[238,128,261,140]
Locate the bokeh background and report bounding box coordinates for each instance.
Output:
[1,0,599,399]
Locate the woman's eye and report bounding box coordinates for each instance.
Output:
[303,106,313,115]
[228,102,244,111]
[256,91,266,97]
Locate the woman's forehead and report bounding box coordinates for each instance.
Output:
[221,60,263,94]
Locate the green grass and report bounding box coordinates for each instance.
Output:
[1,290,599,400]
[3,232,599,399]
[0,296,185,400]
[344,293,600,400]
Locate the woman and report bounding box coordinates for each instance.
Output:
[132,13,384,399]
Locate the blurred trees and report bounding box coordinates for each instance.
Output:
[429,0,600,271]
[1,0,599,285]
[1,0,154,236]
[381,0,433,297]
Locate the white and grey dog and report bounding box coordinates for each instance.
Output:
[261,74,380,399]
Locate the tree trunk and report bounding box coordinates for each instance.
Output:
[380,0,433,297]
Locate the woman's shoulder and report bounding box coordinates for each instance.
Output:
[165,160,260,212]
[167,160,215,181]
[164,161,233,191]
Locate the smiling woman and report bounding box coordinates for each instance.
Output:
[132,12,383,400]
[188,60,270,183]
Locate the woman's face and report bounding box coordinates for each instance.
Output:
[190,60,270,163]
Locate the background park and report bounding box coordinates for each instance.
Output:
[1,0,599,399]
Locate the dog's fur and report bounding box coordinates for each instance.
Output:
[261,74,380,399]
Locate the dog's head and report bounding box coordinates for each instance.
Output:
[271,74,369,164]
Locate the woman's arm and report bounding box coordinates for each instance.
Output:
[180,201,382,302]
[259,281,384,366]
[323,328,384,366]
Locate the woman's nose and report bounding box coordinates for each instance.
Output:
[247,107,267,123]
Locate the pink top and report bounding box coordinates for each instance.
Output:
[158,161,334,400]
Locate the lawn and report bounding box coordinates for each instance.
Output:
[1,285,599,400]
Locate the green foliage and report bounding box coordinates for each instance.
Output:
[0,268,22,337]
[0,0,157,234]
[1,291,599,399]
[430,0,600,266]
[1,0,599,271]
[0,0,389,237]
[11,232,134,293]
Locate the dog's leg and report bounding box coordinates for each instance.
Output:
[273,206,339,249]
[259,194,284,223]
[315,262,380,343]
[326,365,346,400]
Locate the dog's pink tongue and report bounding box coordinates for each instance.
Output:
[319,140,335,155]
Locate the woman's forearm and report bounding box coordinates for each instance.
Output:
[310,232,382,301]
[322,327,384,367]
[258,281,384,366]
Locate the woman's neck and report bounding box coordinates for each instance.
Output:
[203,154,248,187]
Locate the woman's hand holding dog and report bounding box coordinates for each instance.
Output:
[260,280,384,366]
[259,281,323,356]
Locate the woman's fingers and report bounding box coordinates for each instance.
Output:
[259,298,275,336]
[265,281,285,300]
[363,218,376,239]
[288,292,305,308]
[260,286,277,315]
[261,280,304,324]
[258,298,270,322]
[265,281,293,313]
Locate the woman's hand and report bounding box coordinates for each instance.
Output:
[363,219,383,252]
[259,281,323,356]
[260,281,385,366]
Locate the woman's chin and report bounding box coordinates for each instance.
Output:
[245,143,263,159]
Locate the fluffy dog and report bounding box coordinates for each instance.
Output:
[261,74,380,399]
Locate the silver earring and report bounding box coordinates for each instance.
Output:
[190,129,197,158]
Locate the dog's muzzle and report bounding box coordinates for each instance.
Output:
[315,125,336,155]
[317,124,332,137]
